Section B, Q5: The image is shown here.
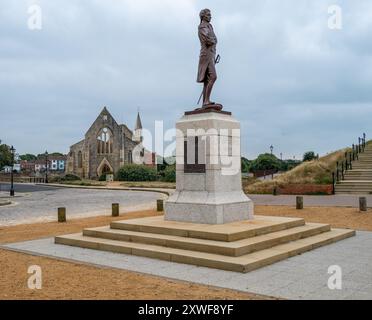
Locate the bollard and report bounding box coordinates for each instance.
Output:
[273,187,277,196]
[112,203,119,217]
[157,199,164,212]
[359,197,367,212]
[296,196,304,210]
[58,207,66,222]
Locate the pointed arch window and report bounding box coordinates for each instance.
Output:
[77,151,83,168]
[97,127,113,154]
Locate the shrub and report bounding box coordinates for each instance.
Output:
[303,151,317,162]
[62,174,81,181]
[99,174,107,181]
[116,164,157,182]
[162,165,176,182]
[49,176,62,183]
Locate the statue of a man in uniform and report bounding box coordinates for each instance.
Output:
[197,9,222,110]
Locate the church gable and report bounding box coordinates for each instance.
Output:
[66,105,150,179]
[85,107,119,139]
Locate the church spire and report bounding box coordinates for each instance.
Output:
[135,111,142,130]
[133,111,143,142]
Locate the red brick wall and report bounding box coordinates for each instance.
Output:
[277,184,333,195]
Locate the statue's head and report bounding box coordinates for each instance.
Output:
[199,9,211,23]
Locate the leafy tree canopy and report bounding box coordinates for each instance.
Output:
[241,157,251,173]
[250,153,281,171]
[303,151,317,162]
[0,143,13,168]
[19,154,37,161]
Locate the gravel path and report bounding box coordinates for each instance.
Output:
[0,184,165,226]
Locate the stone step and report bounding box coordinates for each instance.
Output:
[109,215,306,242]
[335,185,372,190]
[344,178,372,180]
[351,165,372,168]
[83,223,330,257]
[337,180,372,184]
[344,172,372,175]
[335,191,372,195]
[335,189,372,193]
[55,228,355,273]
[335,187,372,194]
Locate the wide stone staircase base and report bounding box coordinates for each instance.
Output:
[336,144,372,194]
[55,215,355,273]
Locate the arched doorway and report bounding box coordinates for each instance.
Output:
[101,164,111,174]
[97,158,114,177]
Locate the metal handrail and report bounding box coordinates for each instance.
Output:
[332,133,366,194]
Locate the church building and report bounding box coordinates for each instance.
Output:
[66,107,153,179]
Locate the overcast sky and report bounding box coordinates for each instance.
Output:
[1,0,372,159]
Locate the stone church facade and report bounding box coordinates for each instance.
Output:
[66,107,149,179]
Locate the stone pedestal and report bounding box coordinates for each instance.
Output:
[165,109,254,224]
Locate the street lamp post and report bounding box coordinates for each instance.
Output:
[280,152,283,161]
[45,150,49,184]
[270,145,274,155]
[10,145,15,197]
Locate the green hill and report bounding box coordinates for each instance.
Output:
[243,147,354,194]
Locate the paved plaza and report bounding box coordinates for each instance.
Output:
[3,230,372,300]
[0,183,165,226]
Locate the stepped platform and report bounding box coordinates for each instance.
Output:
[335,144,372,194]
[55,215,355,273]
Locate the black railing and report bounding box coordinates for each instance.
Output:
[332,133,367,194]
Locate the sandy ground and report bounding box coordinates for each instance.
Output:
[255,206,372,231]
[1,205,371,300]
[0,209,271,300]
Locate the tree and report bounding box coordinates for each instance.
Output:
[0,143,13,169]
[250,153,281,172]
[19,154,37,161]
[241,157,251,173]
[303,151,317,162]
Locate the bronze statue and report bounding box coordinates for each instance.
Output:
[197,9,222,110]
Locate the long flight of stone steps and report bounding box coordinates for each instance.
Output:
[55,215,355,273]
[336,143,372,194]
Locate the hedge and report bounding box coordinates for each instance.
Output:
[116,164,157,181]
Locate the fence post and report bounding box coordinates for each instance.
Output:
[112,203,119,217]
[349,153,352,169]
[332,172,335,195]
[58,207,66,222]
[273,187,277,196]
[296,196,304,210]
[359,197,367,212]
[157,199,164,212]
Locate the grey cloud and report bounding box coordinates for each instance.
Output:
[0,0,371,159]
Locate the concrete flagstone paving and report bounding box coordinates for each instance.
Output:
[3,230,372,300]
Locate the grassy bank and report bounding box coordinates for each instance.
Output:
[244,148,351,194]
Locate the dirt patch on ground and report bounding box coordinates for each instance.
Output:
[0,209,272,300]
[255,206,372,231]
[0,249,271,300]
[2,205,370,300]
